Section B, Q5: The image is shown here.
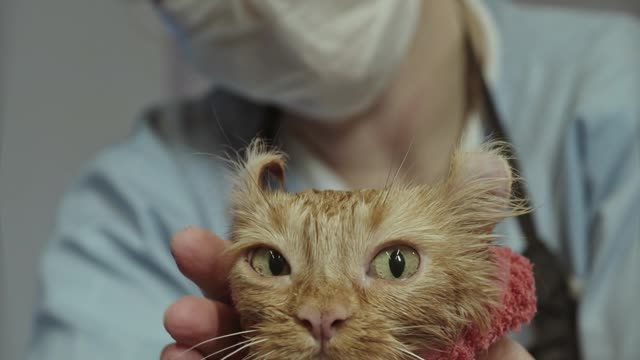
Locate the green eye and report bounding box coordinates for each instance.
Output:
[249,247,291,276]
[370,245,420,280]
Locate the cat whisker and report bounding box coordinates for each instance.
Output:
[212,104,232,147]
[191,151,236,164]
[381,121,403,190]
[361,132,416,256]
[241,347,275,360]
[210,104,279,212]
[265,116,283,145]
[203,338,262,359]
[212,105,258,151]
[215,338,268,360]
[191,151,219,158]
[174,330,258,359]
[385,131,416,191]
[370,130,417,227]
[252,350,274,360]
[239,351,259,360]
[397,347,424,360]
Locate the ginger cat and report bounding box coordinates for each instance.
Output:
[225,139,526,360]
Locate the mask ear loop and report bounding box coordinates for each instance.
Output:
[462,17,583,360]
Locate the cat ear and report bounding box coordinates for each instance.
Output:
[232,138,286,200]
[449,150,512,199]
[446,145,520,234]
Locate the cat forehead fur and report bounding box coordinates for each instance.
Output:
[225,139,521,360]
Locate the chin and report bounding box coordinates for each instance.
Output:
[310,351,341,360]
[309,339,345,360]
[312,354,330,360]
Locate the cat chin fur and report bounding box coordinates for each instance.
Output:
[225,138,528,359]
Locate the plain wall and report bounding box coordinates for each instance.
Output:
[0,1,182,359]
[0,1,637,360]
[516,0,640,14]
[1,0,8,354]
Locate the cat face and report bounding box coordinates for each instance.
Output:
[226,140,519,360]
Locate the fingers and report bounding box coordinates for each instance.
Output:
[478,337,534,360]
[160,344,201,360]
[164,296,241,356]
[160,343,244,360]
[171,227,235,301]
[165,228,244,360]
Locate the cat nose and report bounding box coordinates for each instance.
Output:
[296,304,349,342]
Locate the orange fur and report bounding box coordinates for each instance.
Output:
[226,138,527,360]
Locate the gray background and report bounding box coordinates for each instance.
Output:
[0,1,207,358]
[0,1,638,359]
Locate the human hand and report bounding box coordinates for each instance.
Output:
[160,227,242,360]
[159,227,533,360]
[478,337,534,360]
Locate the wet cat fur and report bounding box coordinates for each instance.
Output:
[225,139,527,360]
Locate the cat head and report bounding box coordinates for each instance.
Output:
[226,139,525,360]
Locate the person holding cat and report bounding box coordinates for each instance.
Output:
[27,1,639,360]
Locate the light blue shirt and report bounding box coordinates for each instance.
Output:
[27,1,639,359]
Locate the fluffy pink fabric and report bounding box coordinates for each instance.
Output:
[424,246,537,360]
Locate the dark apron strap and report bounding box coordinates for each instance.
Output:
[464,26,582,360]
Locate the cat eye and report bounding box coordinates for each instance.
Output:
[369,245,420,280]
[249,247,291,277]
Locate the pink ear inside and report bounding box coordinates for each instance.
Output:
[447,151,516,234]
[258,160,285,191]
[452,152,512,200]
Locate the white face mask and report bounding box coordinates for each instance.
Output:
[155,0,421,120]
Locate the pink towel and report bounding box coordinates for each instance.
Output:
[424,246,537,360]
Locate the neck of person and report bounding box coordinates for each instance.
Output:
[283,1,480,189]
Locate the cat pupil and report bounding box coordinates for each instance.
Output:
[268,250,286,275]
[389,249,405,278]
